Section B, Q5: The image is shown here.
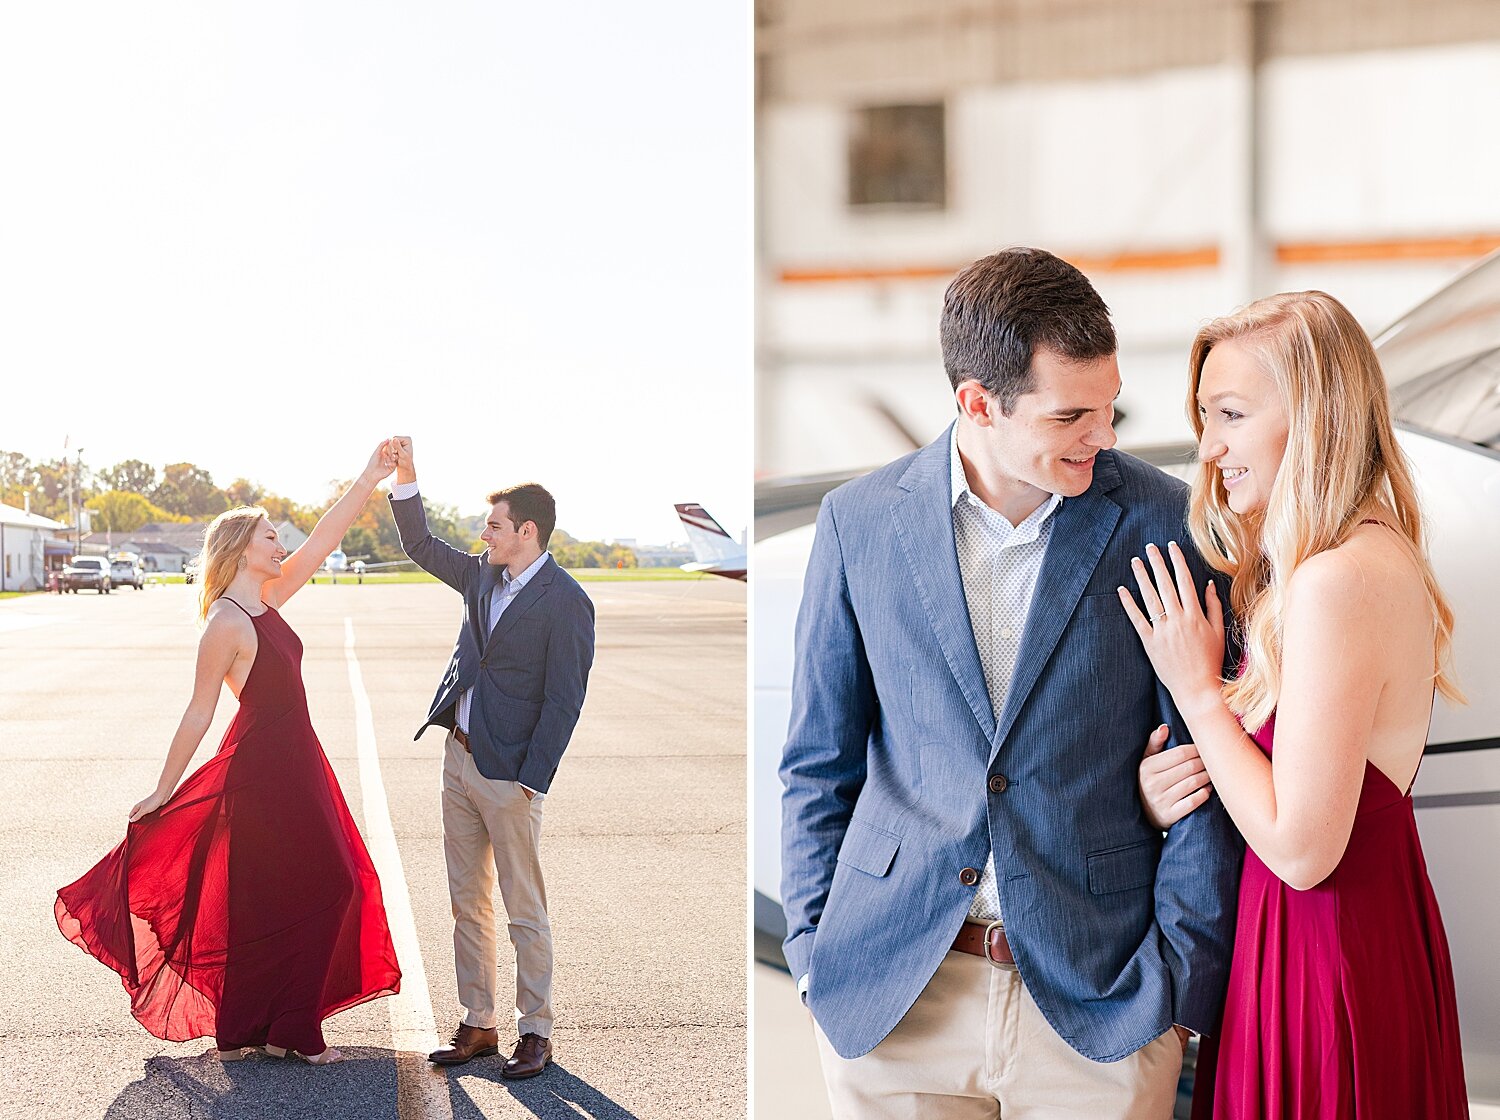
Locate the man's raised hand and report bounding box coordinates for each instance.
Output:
[393,436,416,485]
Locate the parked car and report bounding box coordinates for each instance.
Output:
[62,556,112,594]
[109,553,145,590]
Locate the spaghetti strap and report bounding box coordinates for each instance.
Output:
[220,596,259,619]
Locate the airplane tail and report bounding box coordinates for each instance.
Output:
[675,503,743,565]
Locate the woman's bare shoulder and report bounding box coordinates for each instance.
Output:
[201,599,257,646]
[1286,527,1428,639]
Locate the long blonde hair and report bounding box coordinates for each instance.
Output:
[196,506,268,622]
[1185,290,1461,731]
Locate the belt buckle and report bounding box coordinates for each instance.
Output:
[983,918,1017,971]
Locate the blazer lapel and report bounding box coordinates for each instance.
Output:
[892,429,996,742]
[469,561,500,647]
[990,452,1123,757]
[486,555,556,651]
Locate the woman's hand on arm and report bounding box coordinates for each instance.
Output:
[1138,724,1213,829]
[129,610,244,822]
[1117,541,1227,710]
[263,440,396,606]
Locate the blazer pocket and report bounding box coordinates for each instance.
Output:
[1073,590,1132,620]
[1086,840,1158,894]
[836,819,901,878]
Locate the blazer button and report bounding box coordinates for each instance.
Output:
[959,867,980,886]
[988,774,1008,794]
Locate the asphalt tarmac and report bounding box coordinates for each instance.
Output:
[0,579,746,1120]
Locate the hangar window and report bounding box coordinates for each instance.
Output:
[848,103,947,210]
[1391,348,1500,452]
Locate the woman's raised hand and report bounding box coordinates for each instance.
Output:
[363,439,398,484]
[1117,541,1226,706]
[1138,724,1212,829]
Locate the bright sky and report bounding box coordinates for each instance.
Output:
[0,3,750,546]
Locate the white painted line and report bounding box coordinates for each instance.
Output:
[345,618,453,1120]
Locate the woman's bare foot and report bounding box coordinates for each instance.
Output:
[216,1048,250,1062]
[264,1044,345,1064]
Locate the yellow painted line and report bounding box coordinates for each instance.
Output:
[345,617,453,1120]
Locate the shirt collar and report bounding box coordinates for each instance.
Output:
[500,550,551,592]
[948,424,1063,539]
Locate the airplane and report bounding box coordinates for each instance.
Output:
[753,249,1500,1116]
[317,549,413,581]
[674,503,747,581]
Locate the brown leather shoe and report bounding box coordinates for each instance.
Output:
[501,1032,552,1079]
[428,1023,500,1066]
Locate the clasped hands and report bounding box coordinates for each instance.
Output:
[362,437,413,484]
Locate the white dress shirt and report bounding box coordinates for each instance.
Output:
[392,478,548,799]
[949,426,1063,922]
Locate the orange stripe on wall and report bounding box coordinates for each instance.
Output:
[1276,234,1500,264]
[778,234,1500,283]
[779,246,1218,283]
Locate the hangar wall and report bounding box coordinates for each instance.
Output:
[756,0,1500,475]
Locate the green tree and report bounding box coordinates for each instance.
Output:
[104,459,158,495]
[0,451,38,509]
[30,459,77,521]
[154,462,228,518]
[341,526,378,559]
[224,477,265,508]
[87,490,179,534]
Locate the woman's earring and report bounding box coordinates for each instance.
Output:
[238,556,247,570]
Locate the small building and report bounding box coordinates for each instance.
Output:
[117,521,211,573]
[274,520,309,552]
[116,539,194,574]
[0,503,68,592]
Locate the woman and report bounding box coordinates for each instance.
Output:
[55,442,403,1065]
[1119,292,1468,1117]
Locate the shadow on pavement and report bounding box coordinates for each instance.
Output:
[450,1061,641,1120]
[102,1047,398,1120]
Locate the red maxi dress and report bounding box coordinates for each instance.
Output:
[1193,711,1468,1119]
[55,600,401,1055]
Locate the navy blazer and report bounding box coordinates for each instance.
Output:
[780,427,1243,1061]
[391,493,595,794]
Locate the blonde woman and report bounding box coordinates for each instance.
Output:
[55,442,402,1065]
[1119,292,1467,1117]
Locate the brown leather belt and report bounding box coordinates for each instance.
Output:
[453,726,472,752]
[953,919,1018,970]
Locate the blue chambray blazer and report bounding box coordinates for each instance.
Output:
[779,426,1243,1061]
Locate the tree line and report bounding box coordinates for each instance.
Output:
[0,450,637,569]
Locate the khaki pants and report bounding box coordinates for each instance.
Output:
[814,950,1181,1119]
[442,731,553,1037]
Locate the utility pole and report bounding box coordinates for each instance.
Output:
[73,449,86,555]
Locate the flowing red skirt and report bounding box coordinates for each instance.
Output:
[56,608,400,1055]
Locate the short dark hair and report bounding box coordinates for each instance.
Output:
[486,483,557,548]
[940,246,1116,413]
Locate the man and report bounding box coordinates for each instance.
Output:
[780,248,1243,1116]
[389,437,595,1078]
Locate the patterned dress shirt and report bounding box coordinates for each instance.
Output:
[948,426,1063,922]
